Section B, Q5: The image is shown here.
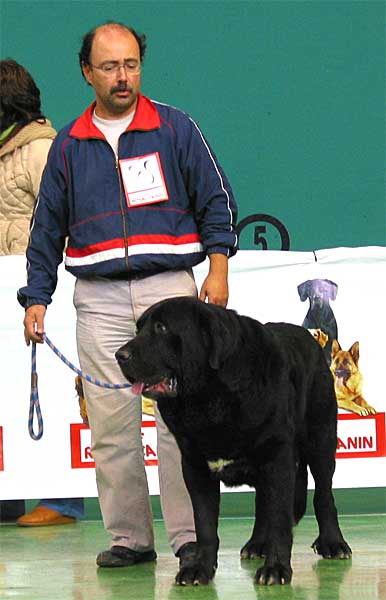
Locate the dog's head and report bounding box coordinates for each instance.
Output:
[298,279,338,310]
[115,296,240,400]
[330,339,360,383]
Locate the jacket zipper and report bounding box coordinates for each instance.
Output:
[115,155,129,269]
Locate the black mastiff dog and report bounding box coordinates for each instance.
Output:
[116,296,351,586]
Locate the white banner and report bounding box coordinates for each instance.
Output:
[0,247,385,499]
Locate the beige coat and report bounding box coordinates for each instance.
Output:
[0,120,56,255]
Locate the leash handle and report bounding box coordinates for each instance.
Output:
[29,341,44,440]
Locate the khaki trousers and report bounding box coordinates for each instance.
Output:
[73,269,197,553]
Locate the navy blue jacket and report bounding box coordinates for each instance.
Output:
[18,94,238,308]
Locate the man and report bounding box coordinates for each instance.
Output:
[18,22,238,568]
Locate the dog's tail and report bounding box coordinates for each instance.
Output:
[293,460,308,525]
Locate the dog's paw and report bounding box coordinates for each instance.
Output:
[360,405,377,416]
[175,563,216,586]
[255,563,292,585]
[312,537,352,559]
[240,539,266,560]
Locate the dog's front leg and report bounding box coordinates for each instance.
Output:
[254,446,295,585]
[240,484,269,559]
[175,456,220,586]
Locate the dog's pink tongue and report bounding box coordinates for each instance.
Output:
[131,382,144,396]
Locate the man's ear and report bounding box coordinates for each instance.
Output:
[81,62,93,86]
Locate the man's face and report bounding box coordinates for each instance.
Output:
[82,26,141,119]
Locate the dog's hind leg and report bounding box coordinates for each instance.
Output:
[294,459,308,525]
[307,424,351,560]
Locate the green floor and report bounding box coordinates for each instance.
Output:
[0,514,385,600]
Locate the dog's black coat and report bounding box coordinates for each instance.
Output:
[116,297,351,586]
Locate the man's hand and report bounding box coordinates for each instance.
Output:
[23,304,47,345]
[199,253,229,307]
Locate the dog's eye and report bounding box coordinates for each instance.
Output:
[154,321,168,334]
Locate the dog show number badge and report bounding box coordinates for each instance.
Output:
[119,152,169,207]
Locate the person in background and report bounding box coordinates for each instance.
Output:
[0,58,84,526]
[18,22,238,566]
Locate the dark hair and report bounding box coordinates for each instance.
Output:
[0,59,45,130]
[78,22,147,80]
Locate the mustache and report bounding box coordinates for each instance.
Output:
[110,84,133,94]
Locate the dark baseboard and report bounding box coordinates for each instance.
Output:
[74,487,385,521]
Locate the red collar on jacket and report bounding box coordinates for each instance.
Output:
[69,93,161,139]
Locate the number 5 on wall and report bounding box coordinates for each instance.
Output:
[236,214,290,251]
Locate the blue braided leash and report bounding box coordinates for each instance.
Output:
[29,333,131,440]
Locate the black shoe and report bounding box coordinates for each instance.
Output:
[96,545,157,568]
[176,542,197,568]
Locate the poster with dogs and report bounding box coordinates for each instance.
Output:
[0,247,385,499]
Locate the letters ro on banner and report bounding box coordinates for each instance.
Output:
[70,421,158,468]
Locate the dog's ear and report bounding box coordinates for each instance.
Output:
[205,308,237,370]
[312,328,328,348]
[349,341,360,364]
[325,279,338,301]
[297,281,310,301]
[331,339,341,356]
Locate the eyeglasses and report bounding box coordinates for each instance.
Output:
[89,60,141,76]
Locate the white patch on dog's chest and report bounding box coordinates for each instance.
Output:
[207,458,235,473]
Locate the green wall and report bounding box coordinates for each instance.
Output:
[1,0,385,251]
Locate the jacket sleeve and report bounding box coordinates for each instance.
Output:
[176,114,238,257]
[17,136,69,308]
